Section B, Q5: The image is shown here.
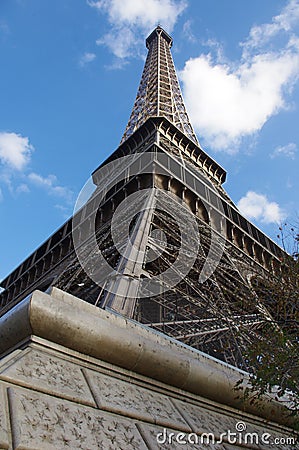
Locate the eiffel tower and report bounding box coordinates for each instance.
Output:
[0,26,284,370]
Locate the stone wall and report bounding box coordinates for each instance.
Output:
[0,288,297,449]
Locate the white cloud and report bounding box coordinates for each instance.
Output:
[79,52,96,67]
[237,191,286,224]
[0,170,13,190]
[89,0,186,30]
[270,142,297,159]
[242,0,299,53]
[16,183,30,194]
[182,19,195,43]
[181,52,299,151]
[28,172,73,201]
[0,171,30,200]
[0,134,72,210]
[0,132,33,170]
[180,0,299,152]
[96,27,135,59]
[89,0,187,59]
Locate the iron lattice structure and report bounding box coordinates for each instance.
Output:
[121,27,198,145]
[0,27,285,370]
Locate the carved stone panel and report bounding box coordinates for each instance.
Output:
[173,399,298,450]
[0,349,95,407]
[0,385,10,449]
[84,369,190,431]
[173,399,238,437]
[8,386,148,450]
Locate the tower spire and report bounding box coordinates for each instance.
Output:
[121,26,198,145]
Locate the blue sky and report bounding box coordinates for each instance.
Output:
[1,0,299,282]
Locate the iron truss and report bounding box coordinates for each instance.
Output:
[53,185,275,371]
[121,26,198,145]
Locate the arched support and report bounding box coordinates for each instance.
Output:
[184,189,197,214]
[244,236,254,258]
[196,198,209,223]
[232,227,244,250]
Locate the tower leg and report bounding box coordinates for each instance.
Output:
[101,189,157,317]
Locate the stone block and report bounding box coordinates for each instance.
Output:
[8,386,148,449]
[84,369,190,431]
[173,399,238,437]
[173,399,298,449]
[0,348,96,407]
[0,385,10,449]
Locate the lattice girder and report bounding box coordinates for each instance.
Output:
[121,26,198,145]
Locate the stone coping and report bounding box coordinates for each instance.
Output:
[0,287,295,428]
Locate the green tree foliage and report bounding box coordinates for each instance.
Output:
[242,224,299,424]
